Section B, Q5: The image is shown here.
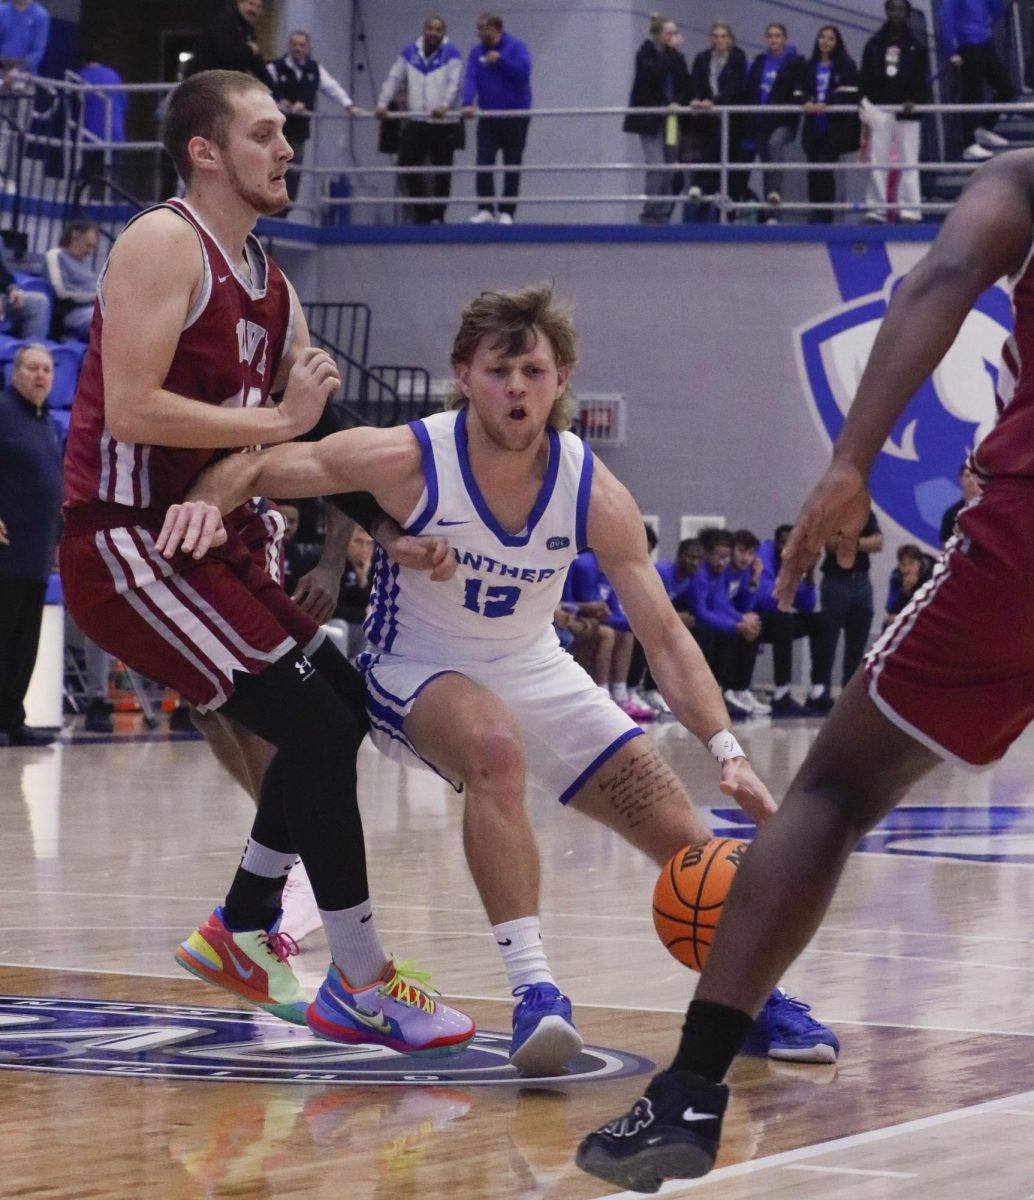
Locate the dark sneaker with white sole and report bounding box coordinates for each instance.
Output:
[575,1068,728,1192]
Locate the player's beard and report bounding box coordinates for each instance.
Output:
[225,155,289,216]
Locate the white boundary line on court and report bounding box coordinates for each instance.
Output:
[584,1087,1034,1200]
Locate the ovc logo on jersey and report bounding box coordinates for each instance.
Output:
[546,536,570,551]
[795,250,1011,548]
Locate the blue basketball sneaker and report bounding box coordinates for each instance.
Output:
[576,1068,728,1191]
[510,982,583,1076]
[742,987,840,1063]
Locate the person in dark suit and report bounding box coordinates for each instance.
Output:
[0,343,61,747]
[685,21,749,214]
[623,13,689,225]
[185,0,268,84]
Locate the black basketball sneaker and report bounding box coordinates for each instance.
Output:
[575,1068,728,1193]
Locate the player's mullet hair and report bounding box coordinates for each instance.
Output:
[162,70,270,182]
[447,284,579,431]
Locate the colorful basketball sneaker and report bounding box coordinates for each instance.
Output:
[576,1068,728,1191]
[742,986,840,1063]
[510,982,583,1076]
[174,907,309,1025]
[306,959,475,1057]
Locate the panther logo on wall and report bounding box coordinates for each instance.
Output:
[795,257,1010,549]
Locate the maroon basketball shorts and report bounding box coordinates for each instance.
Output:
[865,481,1034,766]
[61,517,321,712]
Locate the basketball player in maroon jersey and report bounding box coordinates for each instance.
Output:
[59,70,474,1056]
[579,150,1034,1190]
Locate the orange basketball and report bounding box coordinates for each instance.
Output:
[652,838,749,970]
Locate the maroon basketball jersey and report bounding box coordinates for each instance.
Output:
[63,198,294,516]
[972,243,1034,480]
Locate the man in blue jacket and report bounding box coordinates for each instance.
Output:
[691,528,767,718]
[941,0,1015,162]
[461,12,532,224]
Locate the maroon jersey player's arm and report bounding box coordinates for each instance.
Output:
[101,208,336,449]
[777,150,1034,603]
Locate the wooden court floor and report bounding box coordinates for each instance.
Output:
[2,713,1033,1199]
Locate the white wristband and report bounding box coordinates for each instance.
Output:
[708,729,744,765]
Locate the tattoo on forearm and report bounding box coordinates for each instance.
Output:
[599,752,669,829]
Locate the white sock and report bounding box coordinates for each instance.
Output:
[773,685,790,700]
[492,916,556,992]
[240,838,297,880]
[321,899,389,989]
[610,682,629,702]
[808,684,826,700]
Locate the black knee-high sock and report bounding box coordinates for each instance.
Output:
[218,649,369,926]
[669,999,756,1082]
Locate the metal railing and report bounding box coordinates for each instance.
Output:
[4,75,1033,235]
[303,303,432,428]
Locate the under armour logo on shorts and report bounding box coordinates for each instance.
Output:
[294,655,314,680]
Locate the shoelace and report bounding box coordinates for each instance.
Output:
[264,931,300,962]
[772,992,822,1032]
[381,960,438,1013]
[512,982,562,1012]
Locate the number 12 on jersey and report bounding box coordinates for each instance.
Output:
[463,579,521,618]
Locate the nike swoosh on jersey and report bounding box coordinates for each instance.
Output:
[497,938,513,946]
[217,273,230,283]
[436,519,469,526]
[681,1107,715,1122]
[226,948,255,980]
[360,913,373,923]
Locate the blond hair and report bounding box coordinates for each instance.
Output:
[446,285,578,431]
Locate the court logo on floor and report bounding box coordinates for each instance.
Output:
[0,996,653,1085]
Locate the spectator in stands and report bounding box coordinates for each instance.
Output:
[77,46,127,198]
[185,0,268,84]
[555,595,616,689]
[0,0,49,82]
[565,548,655,721]
[327,526,374,659]
[624,13,690,225]
[940,460,982,544]
[0,254,49,339]
[942,0,1014,162]
[376,16,464,225]
[268,30,359,206]
[883,542,935,627]
[692,527,764,718]
[818,506,883,696]
[461,12,532,225]
[794,25,861,224]
[77,630,115,733]
[743,23,803,224]
[756,524,833,715]
[684,21,750,219]
[630,534,703,715]
[0,343,61,747]
[859,0,930,223]
[45,218,100,341]
[655,535,701,631]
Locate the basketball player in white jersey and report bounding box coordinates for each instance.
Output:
[158,284,839,1076]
